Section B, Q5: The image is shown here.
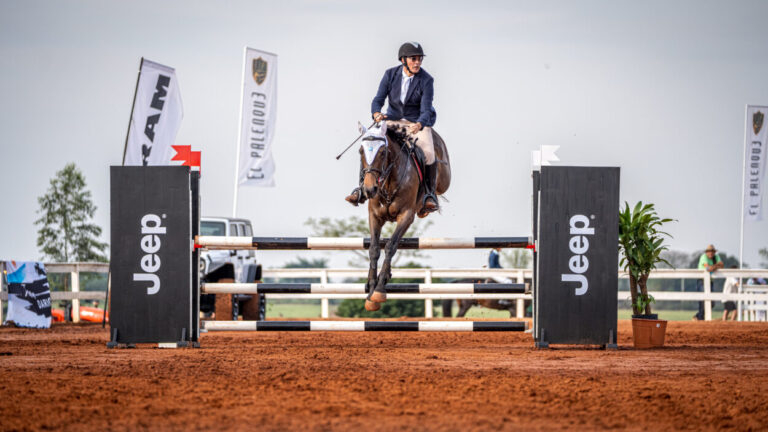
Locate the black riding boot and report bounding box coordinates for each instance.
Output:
[345,161,367,206]
[422,163,439,213]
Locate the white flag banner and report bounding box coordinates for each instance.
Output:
[743,105,768,222]
[123,59,184,166]
[237,48,277,187]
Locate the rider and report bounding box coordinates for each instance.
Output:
[345,41,439,213]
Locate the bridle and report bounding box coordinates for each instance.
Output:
[362,136,398,204]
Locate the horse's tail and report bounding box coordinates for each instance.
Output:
[441,299,453,318]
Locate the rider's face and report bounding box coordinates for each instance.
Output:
[403,56,422,74]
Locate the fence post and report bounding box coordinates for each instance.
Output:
[704,271,712,321]
[320,270,329,319]
[71,264,80,323]
[516,270,525,318]
[424,270,433,318]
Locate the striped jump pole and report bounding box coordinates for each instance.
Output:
[195,236,533,250]
[201,282,527,295]
[202,320,528,332]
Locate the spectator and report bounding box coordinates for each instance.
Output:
[694,244,724,321]
[722,265,739,321]
[489,247,502,269]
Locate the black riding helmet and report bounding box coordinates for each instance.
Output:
[398,42,425,75]
[398,41,425,60]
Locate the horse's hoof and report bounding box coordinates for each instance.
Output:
[365,300,381,311]
[417,209,429,218]
[370,291,387,303]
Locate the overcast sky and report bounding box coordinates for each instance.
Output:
[1,0,767,270]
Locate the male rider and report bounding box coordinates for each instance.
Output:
[345,41,438,214]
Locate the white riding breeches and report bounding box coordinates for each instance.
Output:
[387,119,435,165]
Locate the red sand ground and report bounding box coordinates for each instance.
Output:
[1,320,767,431]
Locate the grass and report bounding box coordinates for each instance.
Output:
[266,301,707,321]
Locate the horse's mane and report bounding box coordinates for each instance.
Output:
[385,124,417,155]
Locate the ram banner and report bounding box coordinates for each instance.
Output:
[123,58,184,166]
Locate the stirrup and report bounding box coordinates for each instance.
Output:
[345,187,365,206]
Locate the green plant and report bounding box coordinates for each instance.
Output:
[618,202,674,316]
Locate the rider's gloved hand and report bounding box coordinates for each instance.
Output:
[373,112,385,123]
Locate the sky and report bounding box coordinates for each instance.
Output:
[1,0,767,270]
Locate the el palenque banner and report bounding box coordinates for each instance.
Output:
[744,105,768,222]
[237,48,277,187]
[4,261,51,328]
[123,58,184,166]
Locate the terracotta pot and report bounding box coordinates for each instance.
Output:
[631,318,667,348]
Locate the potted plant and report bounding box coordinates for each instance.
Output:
[618,202,674,348]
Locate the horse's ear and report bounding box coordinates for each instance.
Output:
[379,121,388,135]
[358,121,367,135]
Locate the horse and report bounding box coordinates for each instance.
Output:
[440,279,520,318]
[359,122,451,311]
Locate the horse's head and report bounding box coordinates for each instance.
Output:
[358,122,390,199]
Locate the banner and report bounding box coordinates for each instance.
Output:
[236,48,277,187]
[744,105,768,222]
[4,261,51,328]
[123,59,184,166]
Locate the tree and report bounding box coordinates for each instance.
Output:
[501,249,532,269]
[35,163,107,262]
[304,216,432,267]
[759,248,768,268]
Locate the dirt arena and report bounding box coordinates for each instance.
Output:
[1,320,767,431]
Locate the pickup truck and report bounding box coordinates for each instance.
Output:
[199,216,264,321]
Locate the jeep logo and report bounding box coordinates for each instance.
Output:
[561,214,594,296]
[133,214,166,295]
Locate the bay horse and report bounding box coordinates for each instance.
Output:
[440,279,519,318]
[359,122,451,311]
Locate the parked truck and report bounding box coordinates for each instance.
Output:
[199,216,265,321]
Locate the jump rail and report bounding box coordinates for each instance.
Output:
[202,320,529,332]
[195,236,533,250]
[201,282,527,295]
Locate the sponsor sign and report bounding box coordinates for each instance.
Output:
[236,48,277,187]
[3,261,51,328]
[744,105,768,221]
[110,166,192,344]
[124,59,184,166]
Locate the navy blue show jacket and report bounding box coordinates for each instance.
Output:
[371,65,436,127]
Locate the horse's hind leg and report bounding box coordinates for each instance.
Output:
[364,217,383,312]
[457,300,472,318]
[373,210,415,300]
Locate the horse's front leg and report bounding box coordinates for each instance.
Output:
[373,210,415,300]
[364,217,383,312]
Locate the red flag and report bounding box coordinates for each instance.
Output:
[171,145,202,174]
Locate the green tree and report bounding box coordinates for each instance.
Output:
[304,215,432,267]
[35,163,107,262]
[335,261,433,318]
[501,249,532,269]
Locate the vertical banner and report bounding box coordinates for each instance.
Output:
[123,58,184,166]
[236,48,277,188]
[744,105,768,222]
[110,166,192,344]
[535,166,620,347]
[3,261,51,328]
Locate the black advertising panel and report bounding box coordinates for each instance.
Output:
[110,166,192,345]
[535,166,619,347]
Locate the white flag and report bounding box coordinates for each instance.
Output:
[236,48,277,187]
[123,59,184,166]
[743,105,768,222]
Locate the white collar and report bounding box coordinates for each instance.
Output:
[401,68,414,81]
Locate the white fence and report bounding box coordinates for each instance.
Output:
[2,263,767,322]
